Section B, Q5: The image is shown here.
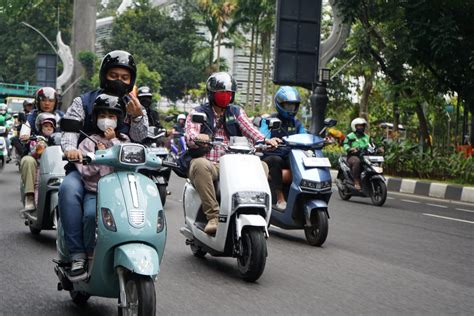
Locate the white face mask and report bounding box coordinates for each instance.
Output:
[97,118,117,132]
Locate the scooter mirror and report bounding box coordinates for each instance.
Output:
[148,126,159,137]
[191,113,207,124]
[164,115,175,122]
[324,118,337,127]
[59,118,84,133]
[267,117,281,130]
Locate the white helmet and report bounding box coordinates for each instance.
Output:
[177,114,186,122]
[0,103,7,114]
[351,117,367,132]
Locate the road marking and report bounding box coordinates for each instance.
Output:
[456,208,474,213]
[387,197,395,200]
[401,199,420,204]
[426,203,448,209]
[423,213,474,224]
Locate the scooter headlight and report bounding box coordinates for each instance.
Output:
[156,209,165,233]
[300,179,332,191]
[101,207,117,232]
[232,191,269,210]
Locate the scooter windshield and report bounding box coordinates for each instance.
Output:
[283,134,325,148]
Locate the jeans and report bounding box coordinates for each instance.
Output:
[83,192,97,255]
[58,170,85,260]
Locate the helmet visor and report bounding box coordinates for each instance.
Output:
[281,102,299,115]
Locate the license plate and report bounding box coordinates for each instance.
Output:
[367,156,384,162]
[303,157,331,168]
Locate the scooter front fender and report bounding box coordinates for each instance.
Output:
[304,200,329,221]
[236,214,269,238]
[114,243,160,276]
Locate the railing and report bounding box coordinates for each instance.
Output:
[0,82,42,97]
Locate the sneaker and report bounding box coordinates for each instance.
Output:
[24,194,36,211]
[204,218,218,235]
[69,259,87,280]
[274,200,287,211]
[354,182,361,190]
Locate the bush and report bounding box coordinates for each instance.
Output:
[323,144,346,168]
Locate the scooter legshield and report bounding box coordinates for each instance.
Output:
[114,243,160,276]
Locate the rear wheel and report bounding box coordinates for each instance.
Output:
[304,209,328,247]
[237,228,267,282]
[29,225,41,235]
[118,274,156,316]
[70,290,90,305]
[370,179,387,206]
[190,243,207,258]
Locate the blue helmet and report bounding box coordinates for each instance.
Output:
[274,86,301,119]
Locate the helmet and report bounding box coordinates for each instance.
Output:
[35,87,58,111]
[92,94,125,124]
[351,117,367,132]
[274,86,301,119]
[177,114,186,122]
[206,72,237,106]
[137,86,153,98]
[0,103,7,115]
[99,50,137,94]
[23,99,34,110]
[35,112,57,133]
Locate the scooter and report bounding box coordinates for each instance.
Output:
[21,134,65,235]
[54,119,167,315]
[266,118,336,247]
[179,113,271,282]
[336,144,387,206]
[0,125,9,169]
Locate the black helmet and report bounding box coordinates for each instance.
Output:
[35,87,59,111]
[92,94,125,123]
[206,72,237,104]
[99,50,137,94]
[137,86,153,98]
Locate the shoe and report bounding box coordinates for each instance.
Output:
[354,182,361,190]
[6,156,11,163]
[274,200,287,211]
[24,194,35,211]
[204,218,218,235]
[69,258,87,280]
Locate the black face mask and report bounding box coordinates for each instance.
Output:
[356,127,365,135]
[104,79,129,97]
[140,98,152,108]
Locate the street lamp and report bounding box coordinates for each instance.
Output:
[309,68,331,135]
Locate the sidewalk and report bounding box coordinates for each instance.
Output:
[329,170,474,203]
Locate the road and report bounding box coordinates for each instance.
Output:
[0,162,473,315]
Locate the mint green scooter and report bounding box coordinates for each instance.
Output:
[54,119,166,315]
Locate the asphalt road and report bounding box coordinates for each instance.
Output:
[0,162,473,315]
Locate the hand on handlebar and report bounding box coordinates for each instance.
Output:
[65,149,83,162]
[265,137,282,149]
[349,148,359,154]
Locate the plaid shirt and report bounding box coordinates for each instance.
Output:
[185,105,265,163]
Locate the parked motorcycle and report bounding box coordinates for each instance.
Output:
[266,118,336,246]
[178,113,271,282]
[336,144,387,206]
[54,119,167,315]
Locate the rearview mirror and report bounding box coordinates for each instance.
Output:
[164,115,174,122]
[60,118,84,133]
[324,118,337,127]
[191,113,207,124]
[267,118,281,130]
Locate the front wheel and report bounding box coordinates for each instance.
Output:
[70,290,90,305]
[370,179,387,206]
[338,187,351,200]
[237,228,267,282]
[304,209,329,247]
[118,274,156,316]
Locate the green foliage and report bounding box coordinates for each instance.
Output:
[78,51,98,93]
[322,144,346,168]
[135,62,161,99]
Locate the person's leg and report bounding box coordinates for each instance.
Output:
[189,157,219,234]
[83,192,97,257]
[20,155,37,211]
[263,155,286,208]
[348,156,362,189]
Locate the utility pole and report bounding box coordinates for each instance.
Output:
[62,0,97,109]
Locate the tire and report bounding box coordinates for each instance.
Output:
[70,290,90,305]
[158,184,167,206]
[237,228,267,282]
[304,209,329,247]
[338,187,351,200]
[190,243,207,258]
[118,274,156,316]
[370,179,387,206]
[29,225,41,235]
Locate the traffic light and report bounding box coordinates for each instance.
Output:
[273,0,323,90]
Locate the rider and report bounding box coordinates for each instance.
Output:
[0,103,12,161]
[343,118,370,190]
[185,72,278,234]
[137,86,162,129]
[259,86,306,210]
[171,114,186,151]
[59,50,148,279]
[11,100,35,159]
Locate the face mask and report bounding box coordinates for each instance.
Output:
[214,91,233,108]
[97,118,117,132]
[140,98,152,108]
[104,79,129,97]
[356,127,365,135]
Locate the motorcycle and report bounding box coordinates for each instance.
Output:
[336,143,387,206]
[0,132,6,170]
[266,118,336,247]
[178,113,271,282]
[20,134,65,235]
[54,119,167,315]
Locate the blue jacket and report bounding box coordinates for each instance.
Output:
[260,113,305,157]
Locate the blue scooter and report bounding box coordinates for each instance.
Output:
[54,119,167,315]
[267,118,336,246]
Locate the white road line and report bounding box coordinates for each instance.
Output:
[456,208,474,213]
[401,199,420,204]
[426,203,448,208]
[387,197,395,200]
[423,213,474,224]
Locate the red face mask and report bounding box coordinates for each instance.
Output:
[214,91,233,108]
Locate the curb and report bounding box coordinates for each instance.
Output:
[329,170,473,203]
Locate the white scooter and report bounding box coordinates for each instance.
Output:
[179,113,271,282]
